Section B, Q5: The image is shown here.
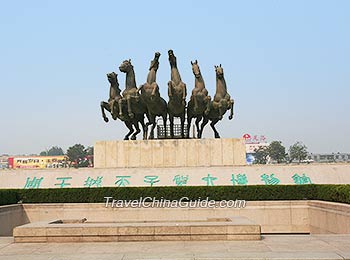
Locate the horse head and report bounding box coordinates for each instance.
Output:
[107,72,119,86]
[191,60,201,79]
[119,59,133,73]
[214,64,224,79]
[149,52,160,71]
[168,49,177,68]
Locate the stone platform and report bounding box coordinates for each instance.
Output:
[94,138,246,168]
[13,216,261,243]
[1,235,350,260]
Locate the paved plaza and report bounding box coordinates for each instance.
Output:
[0,234,350,260]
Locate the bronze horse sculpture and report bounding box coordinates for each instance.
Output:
[101,51,235,140]
[187,60,211,138]
[100,72,147,140]
[198,64,234,138]
[118,59,149,139]
[118,59,142,118]
[138,52,168,139]
[100,72,121,121]
[167,50,187,138]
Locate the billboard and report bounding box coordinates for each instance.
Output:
[8,156,68,169]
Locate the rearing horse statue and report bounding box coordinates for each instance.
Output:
[167,50,187,138]
[212,64,233,120]
[118,59,149,139]
[100,72,147,140]
[138,52,168,139]
[119,59,141,118]
[187,60,211,138]
[198,64,234,138]
[100,72,122,121]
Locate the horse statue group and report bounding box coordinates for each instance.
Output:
[100,50,234,140]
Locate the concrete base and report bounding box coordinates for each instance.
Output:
[94,138,246,168]
[3,200,350,238]
[13,216,261,243]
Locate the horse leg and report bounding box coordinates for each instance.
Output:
[194,95,199,112]
[131,120,140,140]
[168,81,174,97]
[148,115,156,140]
[124,121,134,140]
[126,96,134,118]
[110,100,119,120]
[118,99,124,117]
[198,117,209,139]
[100,101,110,123]
[205,96,211,115]
[169,115,175,138]
[180,114,185,138]
[110,100,115,117]
[141,115,148,140]
[195,116,202,139]
[187,115,193,139]
[218,102,224,120]
[229,99,234,120]
[181,82,187,106]
[162,111,168,139]
[151,82,158,97]
[210,119,220,138]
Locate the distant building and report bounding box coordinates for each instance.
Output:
[243,134,269,165]
[310,153,350,163]
[0,156,9,169]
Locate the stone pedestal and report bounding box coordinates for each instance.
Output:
[94,138,246,168]
[13,216,261,242]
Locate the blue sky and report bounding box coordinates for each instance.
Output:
[0,0,349,155]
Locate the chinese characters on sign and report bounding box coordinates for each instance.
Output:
[261,174,280,185]
[24,177,43,189]
[292,174,312,185]
[115,176,131,187]
[231,174,248,185]
[173,175,189,186]
[22,173,313,189]
[244,134,267,144]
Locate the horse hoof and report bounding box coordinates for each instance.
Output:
[104,117,109,123]
[229,115,233,120]
[124,137,129,140]
[131,136,136,140]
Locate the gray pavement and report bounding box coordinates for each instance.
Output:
[0,234,350,260]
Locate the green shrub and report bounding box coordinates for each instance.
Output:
[0,185,349,206]
[0,190,19,206]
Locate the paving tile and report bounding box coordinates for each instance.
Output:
[0,237,13,244]
[49,254,124,260]
[0,235,349,259]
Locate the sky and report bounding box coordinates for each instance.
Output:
[0,0,349,155]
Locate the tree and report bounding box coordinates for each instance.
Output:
[253,146,269,164]
[267,141,286,163]
[39,146,64,156]
[289,142,308,163]
[66,144,87,167]
[48,146,64,156]
[40,151,48,156]
[86,146,94,156]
